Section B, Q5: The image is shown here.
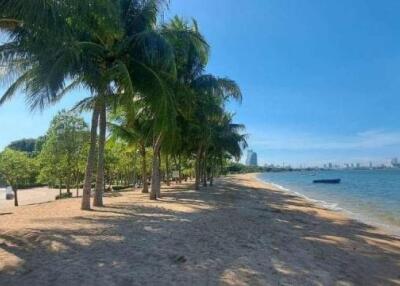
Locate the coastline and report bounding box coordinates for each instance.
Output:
[252,172,400,238]
[1,174,400,285]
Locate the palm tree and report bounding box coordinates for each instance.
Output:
[108,97,153,193]
[180,75,242,189]
[0,1,247,203]
[0,0,177,209]
[206,113,248,185]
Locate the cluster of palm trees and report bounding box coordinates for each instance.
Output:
[0,0,247,210]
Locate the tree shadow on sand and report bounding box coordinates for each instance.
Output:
[0,177,399,286]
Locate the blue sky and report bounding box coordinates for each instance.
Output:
[1,0,400,167]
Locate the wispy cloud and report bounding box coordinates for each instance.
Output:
[249,129,400,151]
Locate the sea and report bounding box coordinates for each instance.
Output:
[257,169,400,236]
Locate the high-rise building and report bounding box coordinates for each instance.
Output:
[391,158,399,167]
[245,150,258,166]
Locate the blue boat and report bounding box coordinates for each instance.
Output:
[313,179,341,184]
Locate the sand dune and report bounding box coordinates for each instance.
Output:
[0,174,399,285]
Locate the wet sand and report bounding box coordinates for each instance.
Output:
[0,174,399,285]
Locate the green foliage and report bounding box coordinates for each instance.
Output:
[37,110,89,188]
[224,162,278,174]
[6,137,46,156]
[7,138,37,154]
[112,185,133,191]
[0,148,37,188]
[104,139,144,186]
[55,192,73,200]
[0,0,248,201]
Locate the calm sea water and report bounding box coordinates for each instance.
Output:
[257,169,400,234]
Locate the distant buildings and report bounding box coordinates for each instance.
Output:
[319,159,400,170]
[245,150,258,166]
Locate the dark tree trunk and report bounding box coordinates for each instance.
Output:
[81,103,100,210]
[141,143,148,193]
[195,147,202,190]
[12,186,18,207]
[66,178,71,195]
[165,154,170,186]
[210,164,214,186]
[202,152,207,187]
[94,100,106,207]
[150,135,162,200]
[178,154,182,183]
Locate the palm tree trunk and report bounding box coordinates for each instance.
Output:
[156,149,161,198]
[81,104,100,210]
[93,100,106,207]
[141,143,148,193]
[150,135,162,200]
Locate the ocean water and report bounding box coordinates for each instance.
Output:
[257,169,400,235]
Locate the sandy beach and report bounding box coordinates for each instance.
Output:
[0,187,83,209]
[1,174,399,286]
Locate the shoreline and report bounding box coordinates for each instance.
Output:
[1,174,400,285]
[252,172,400,239]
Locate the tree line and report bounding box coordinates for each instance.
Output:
[0,0,247,209]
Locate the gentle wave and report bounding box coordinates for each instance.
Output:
[261,179,343,212]
[256,171,400,237]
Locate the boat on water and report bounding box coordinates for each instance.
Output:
[313,179,341,184]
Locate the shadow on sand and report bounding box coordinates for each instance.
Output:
[0,177,399,285]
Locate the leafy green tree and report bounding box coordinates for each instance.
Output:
[37,111,89,195]
[0,149,37,206]
[104,139,140,188]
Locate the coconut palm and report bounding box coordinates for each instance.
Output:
[108,97,154,193]
[0,0,179,209]
[205,113,248,185]
[0,1,247,204]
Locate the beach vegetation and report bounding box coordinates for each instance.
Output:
[0,0,247,207]
[37,110,89,196]
[0,149,38,206]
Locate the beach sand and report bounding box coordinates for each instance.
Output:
[0,174,399,285]
[0,187,82,209]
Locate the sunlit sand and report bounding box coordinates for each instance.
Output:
[0,175,399,285]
